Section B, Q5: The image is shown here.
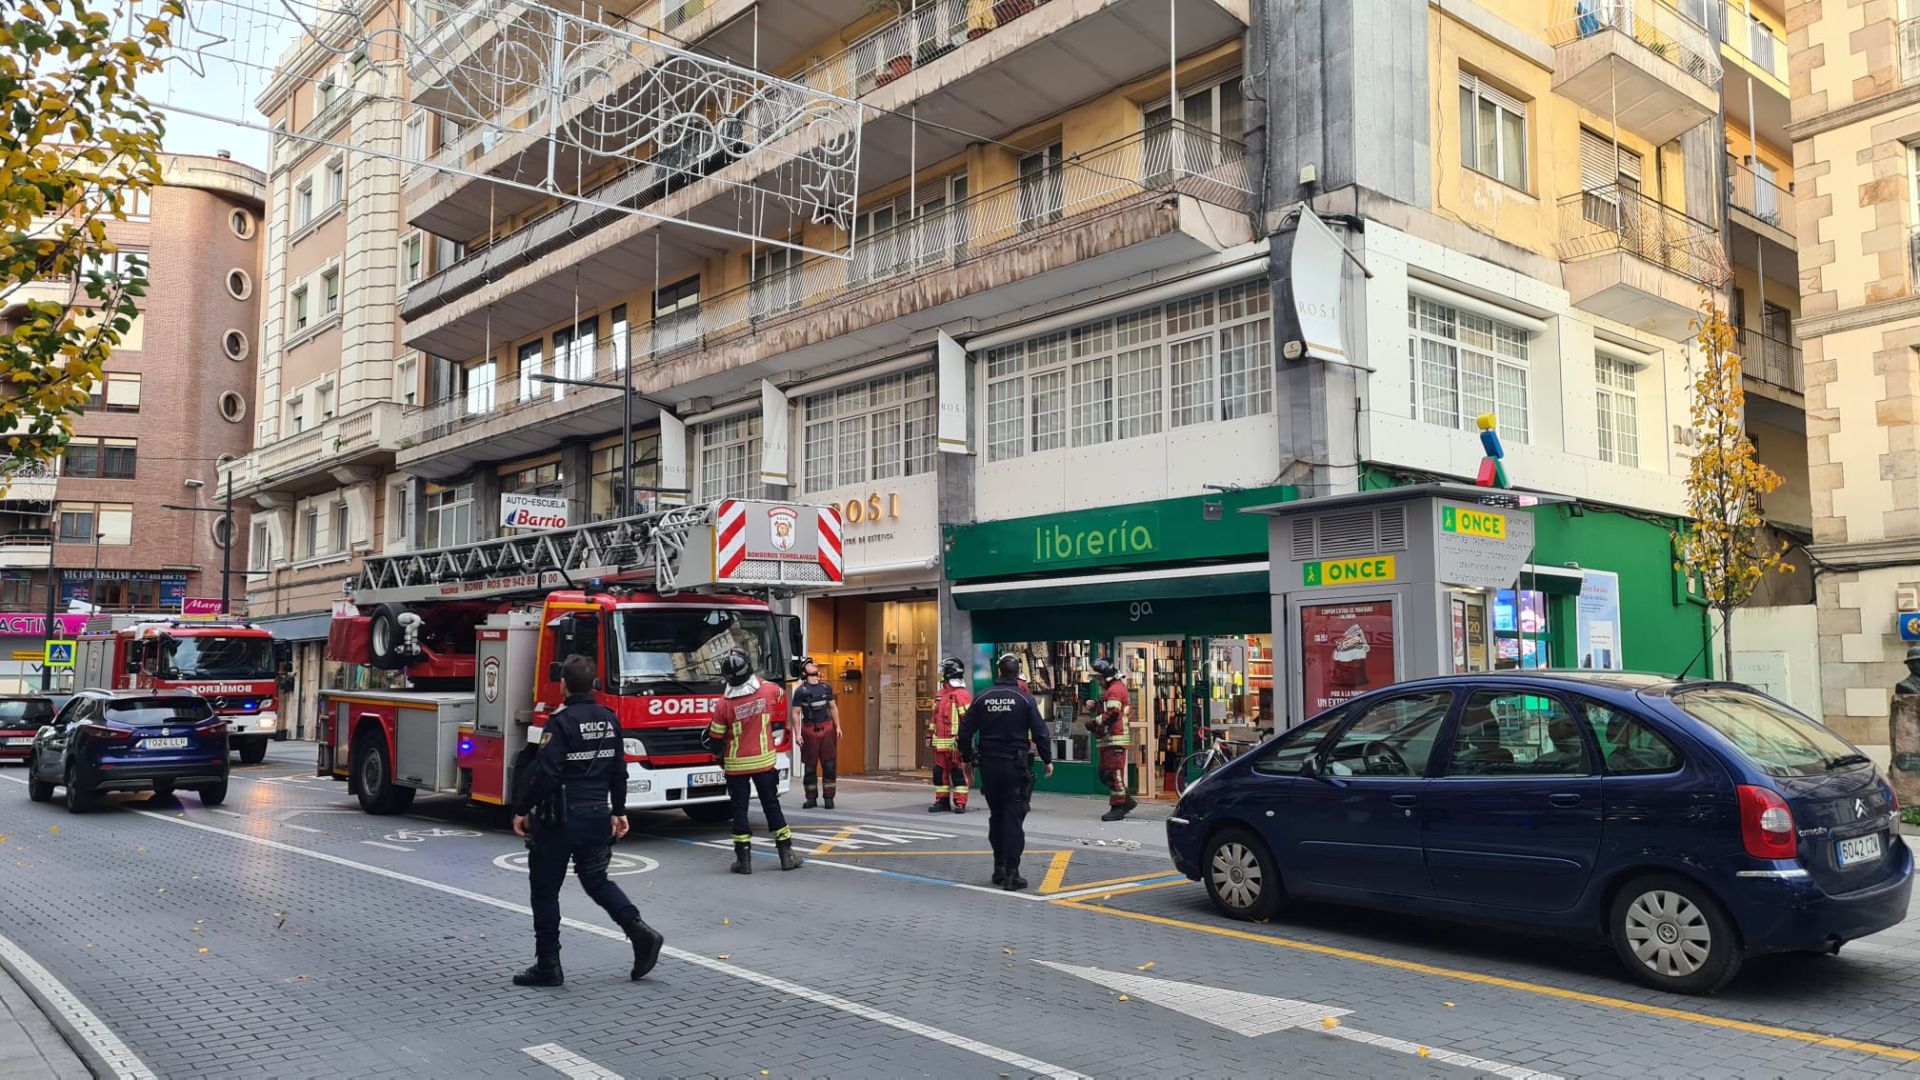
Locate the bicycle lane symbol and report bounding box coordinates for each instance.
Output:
[382,827,484,844]
[493,851,658,876]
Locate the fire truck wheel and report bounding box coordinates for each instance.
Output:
[237,739,268,765]
[353,732,416,815]
[367,605,411,671]
[198,781,227,807]
[683,803,734,824]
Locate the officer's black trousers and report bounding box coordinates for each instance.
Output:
[976,755,1036,869]
[529,810,637,957]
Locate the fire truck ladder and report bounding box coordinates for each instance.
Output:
[348,503,715,607]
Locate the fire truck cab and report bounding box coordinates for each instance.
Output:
[318,499,843,818]
[74,617,292,764]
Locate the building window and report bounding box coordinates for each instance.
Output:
[499,461,562,496]
[0,573,33,606]
[654,276,701,354]
[322,269,340,314]
[295,179,314,227]
[1459,72,1527,190]
[424,483,473,548]
[553,315,598,384]
[332,501,350,553]
[610,305,629,371]
[288,400,305,434]
[403,233,423,283]
[301,506,319,558]
[590,435,660,519]
[1407,295,1531,445]
[983,281,1273,461]
[326,157,345,205]
[249,520,270,571]
[315,383,334,420]
[1018,141,1064,227]
[699,414,761,502]
[1144,75,1245,180]
[466,358,498,415]
[405,114,428,160]
[396,358,417,405]
[319,74,339,110]
[292,286,310,331]
[57,503,131,545]
[801,366,936,494]
[57,505,94,543]
[1595,355,1640,467]
[61,437,135,479]
[82,371,141,412]
[516,341,545,403]
[751,246,802,318]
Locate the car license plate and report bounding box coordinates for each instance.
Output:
[140,737,189,750]
[1837,833,1883,868]
[3,737,32,746]
[690,771,724,787]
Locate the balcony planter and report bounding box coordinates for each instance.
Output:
[991,0,1035,24]
[875,53,913,86]
[967,0,997,38]
[917,41,956,66]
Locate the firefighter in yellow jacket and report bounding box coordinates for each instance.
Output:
[927,656,971,813]
[703,650,803,874]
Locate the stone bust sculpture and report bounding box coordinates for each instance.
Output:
[1896,644,1920,698]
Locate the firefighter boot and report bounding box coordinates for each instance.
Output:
[1101,797,1139,823]
[512,948,563,987]
[777,839,805,871]
[730,842,753,875]
[823,797,835,810]
[618,914,665,982]
[927,796,951,813]
[1002,862,1027,892]
[803,798,818,809]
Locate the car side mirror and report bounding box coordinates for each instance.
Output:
[1299,755,1323,779]
[272,639,293,671]
[789,657,808,680]
[277,674,295,693]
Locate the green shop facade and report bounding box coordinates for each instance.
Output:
[941,479,1713,799]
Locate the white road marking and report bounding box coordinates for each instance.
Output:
[281,824,325,834]
[0,929,155,1080]
[493,851,658,876]
[522,1043,622,1080]
[688,840,1047,901]
[360,841,413,852]
[1037,961,1562,1078]
[129,809,1090,1080]
[208,809,246,819]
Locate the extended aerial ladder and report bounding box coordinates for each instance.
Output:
[344,499,845,607]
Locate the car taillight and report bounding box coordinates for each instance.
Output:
[79,724,131,741]
[201,721,229,736]
[1738,784,1797,860]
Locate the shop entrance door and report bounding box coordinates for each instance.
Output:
[1118,638,1205,799]
[871,599,937,772]
[1117,641,1163,799]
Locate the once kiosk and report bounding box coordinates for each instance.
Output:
[1247,483,1576,727]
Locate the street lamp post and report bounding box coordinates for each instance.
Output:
[87,530,104,613]
[529,372,676,518]
[162,470,237,614]
[39,528,58,691]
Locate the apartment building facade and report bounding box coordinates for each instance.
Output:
[224,0,419,737]
[0,154,264,690]
[1787,0,1920,757]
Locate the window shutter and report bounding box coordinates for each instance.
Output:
[1580,129,1641,191]
[1459,72,1526,117]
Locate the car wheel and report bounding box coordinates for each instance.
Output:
[63,760,95,814]
[353,732,414,815]
[152,783,174,800]
[1609,873,1743,995]
[683,803,734,825]
[25,754,53,803]
[237,739,267,766]
[198,781,228,807]
[1202,827,1284,921]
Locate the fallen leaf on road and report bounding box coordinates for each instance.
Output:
[296,974,311,981]
[1136,962,1154,970]
[1321,1017,1339,1029]
[157,887,165,894]
[723,917,730,925]
[0,835,8,843]
[1118,995,1130,1002]
[83,944,92,949]
[716,954,730,960]
[1443,1002,1455,1008]
[197,947,208,954]
[1003,948,1013,955]
[192,927,201,934]
[48,826,56,834]
[1418,1048,1430,1058]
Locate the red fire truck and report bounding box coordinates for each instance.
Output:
[73,616,292,764]
[318,499,843,817]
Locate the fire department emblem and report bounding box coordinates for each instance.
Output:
[482,656,500,703]
[767,506,799,552]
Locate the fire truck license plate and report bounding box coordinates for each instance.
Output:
[140,737,189,750]
[690,771,724,787]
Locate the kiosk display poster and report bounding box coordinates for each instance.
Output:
[1301,601,1395,714]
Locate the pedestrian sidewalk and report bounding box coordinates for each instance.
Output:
[0,954,88,1080]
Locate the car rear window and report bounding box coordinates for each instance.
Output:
[0,700,52,724]
[1672,688,1858,777]
[105,700,214,727]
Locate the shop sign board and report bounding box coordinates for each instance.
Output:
[0,614,88,638]
[943,486,1296,580]
[1575,570,1624,670]
[1301,556,1396,587]
[1301,601,1395,714]
[1434,500,1536,588]
[500,492,569,531]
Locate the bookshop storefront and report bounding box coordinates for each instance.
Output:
[944,486,1296,798]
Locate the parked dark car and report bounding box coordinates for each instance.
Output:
[1167,673,1912,994]
[0,695,57,762]
[25,689,229,813]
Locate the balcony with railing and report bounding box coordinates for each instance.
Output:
[1559,184,1732,337]
[0,462,57,505]
[1547,0,1722,144]
[1720,3,1787,85]
[1726,156,1795,244]
[400,0,1251,319]
[224,401,415,498]
[0,531,53,569]
[1736,327,1802,395]
[398,123,1252,475]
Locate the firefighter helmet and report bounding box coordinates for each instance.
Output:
[996,652,1023,680]
[720,649,754,686]
[1091,657,1120,681]
[940,656,965,682]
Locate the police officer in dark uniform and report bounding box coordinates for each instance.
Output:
[957,653,1053,891]
[511,655,665,987]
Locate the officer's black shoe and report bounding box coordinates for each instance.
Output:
[802,798,818,809]
[730,842,753,875]
[1002,864,1027,892]
[777,840,805,871]
[823,797,835,810]
[927,798,950,813]
[621,918,665,981]
[991,863,1006,886]
[512,962,563,987]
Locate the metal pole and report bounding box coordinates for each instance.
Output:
[88,532,102,613]
[221,470,234,615]
[621,338,633,517]
[39,530,56,691]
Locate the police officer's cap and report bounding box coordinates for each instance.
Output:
[996,652,1022,679]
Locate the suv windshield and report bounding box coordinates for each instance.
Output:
[0,699,52,726]
[1673,688,1861,777]
[166,636,275,680]
[612,609,782,694]
[106,699,215,727]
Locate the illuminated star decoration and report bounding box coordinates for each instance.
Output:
[165,1,230,80]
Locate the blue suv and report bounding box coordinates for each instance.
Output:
[26,690,229,813]
[1167,674,1912,994]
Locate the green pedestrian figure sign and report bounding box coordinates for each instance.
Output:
[44,640,75,669]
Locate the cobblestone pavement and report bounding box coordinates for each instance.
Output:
[0,749,1916,1079]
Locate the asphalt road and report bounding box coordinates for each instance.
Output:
[0,742,1917,1079]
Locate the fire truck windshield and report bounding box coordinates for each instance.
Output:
[164,636,275,680]
[612,609,782,694]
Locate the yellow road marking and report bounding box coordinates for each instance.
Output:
[1036,851,1075,894]
[1059,900,1920,1064]
[1050,869,1172,893]
[811,826,860,855]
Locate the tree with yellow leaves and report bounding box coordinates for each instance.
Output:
[1675,300,1793,678]
[0,0,181,473]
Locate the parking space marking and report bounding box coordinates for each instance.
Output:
[360,841,413,853]
[1323,1025,1559,1079]
[1062,898,1920,1064]
[1046,876,1190,903]
[811,825,860,855]
[521,1042,622,1080]
[1037,851,1075,894]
